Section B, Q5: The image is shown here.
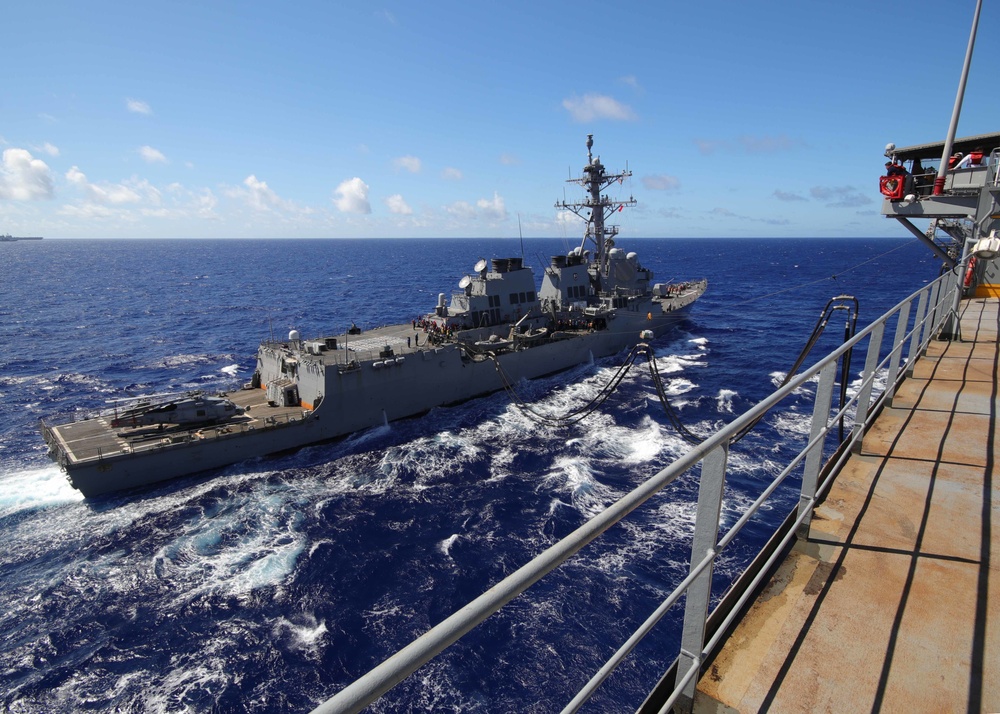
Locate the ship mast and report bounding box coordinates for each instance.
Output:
[555,134,636,290]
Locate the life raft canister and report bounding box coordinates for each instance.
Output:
[879,175,905,200]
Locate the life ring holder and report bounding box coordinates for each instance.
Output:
[879,175,905,200]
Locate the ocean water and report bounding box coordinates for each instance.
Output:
[0,237,941,712]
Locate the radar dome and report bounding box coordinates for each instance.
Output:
[289,329,300,341]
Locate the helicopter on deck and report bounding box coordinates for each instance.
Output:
[109,393,244,429]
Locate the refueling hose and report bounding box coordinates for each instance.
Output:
[483,295,860,447]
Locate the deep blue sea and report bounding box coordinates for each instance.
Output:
[0,237,940,712]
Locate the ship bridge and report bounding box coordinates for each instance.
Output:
[880,131,1000,263]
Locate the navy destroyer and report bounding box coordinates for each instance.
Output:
[41,136,706,497]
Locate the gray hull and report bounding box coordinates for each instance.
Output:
[41,302,698,497]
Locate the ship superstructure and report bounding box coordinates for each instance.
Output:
[880,133,1000,295]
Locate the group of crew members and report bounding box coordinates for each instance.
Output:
[884,147,986,178]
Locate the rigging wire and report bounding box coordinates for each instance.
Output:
[457,239,910,443]
[479,295,860,446]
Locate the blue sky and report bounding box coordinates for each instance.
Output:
[2,0,997,240]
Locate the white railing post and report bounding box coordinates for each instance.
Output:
[797,361,837,539]
[906,288,929,376]
[676,442,729,713]
[924,280,942,344]
[884,299,912,403]
[851,322,885,452]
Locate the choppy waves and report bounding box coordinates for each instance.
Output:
[0,237,937,712]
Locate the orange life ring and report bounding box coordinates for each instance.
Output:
[879,175,905,200]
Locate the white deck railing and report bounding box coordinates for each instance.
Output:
[308,264,963,714]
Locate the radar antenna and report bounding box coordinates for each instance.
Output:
[554,134,636,289]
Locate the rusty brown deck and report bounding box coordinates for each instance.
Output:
[695,297,999,713]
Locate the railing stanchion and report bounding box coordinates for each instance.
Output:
[924,280,942,346]
[851,322,885,453]
[906,288,929,376]
[797,361,837,539]
[885,299,912,403]
[676,442,729,714]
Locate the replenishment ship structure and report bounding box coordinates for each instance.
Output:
[879,129,1000,298]
[41,136,706,497]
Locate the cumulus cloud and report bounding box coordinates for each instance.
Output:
[476,192,506,220]
[446,192,507,221]
[139,145,168,163]
[446,201,475,219]
[642,174,681,191]
[333,177,371,214]
[556,210,579,228]
[195,189,219,218]
[126,98,152,115]
[442,167,463,180]
[241,175,287,211]
[393,155,422,173]
[562,93,636,122]
[385,194,412,214]
[0,148,54,200]
[65,166,143,204]
[36,142,60,157]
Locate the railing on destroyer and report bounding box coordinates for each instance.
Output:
[308,264,963,714]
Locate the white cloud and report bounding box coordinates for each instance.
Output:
[139,145,168,163]
[0,148,55,201]
[393,155,422,173]
[65,166,142,205]
[556,210,579,227]
[642,174,680,191]
[126,98,152,115]
[385,194,412,215]
[333,177,371,214]
[499,154,520,166]
[446,192,507,221]
[442,167,463,180]
[241,175,286,211]
[562,94,636,122]
[446,201,475,219]
[195,189,219,218]
[476,192,506,220]
[36,142,60,157]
